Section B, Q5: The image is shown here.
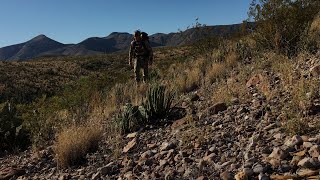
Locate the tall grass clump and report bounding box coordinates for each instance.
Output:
[174,65,201,93]
[54,124,102,168]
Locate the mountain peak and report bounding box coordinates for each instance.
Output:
[31,34,50,41]
[105,32,131,39]
[109,32,130,36]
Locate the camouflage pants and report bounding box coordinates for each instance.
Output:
[134,56,148,82]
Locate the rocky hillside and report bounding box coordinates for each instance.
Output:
[0,23,243,61]
[0,49,319,179]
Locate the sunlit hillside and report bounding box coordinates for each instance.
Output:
[0,1,320,179]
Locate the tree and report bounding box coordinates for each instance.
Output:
[248,0,320,56]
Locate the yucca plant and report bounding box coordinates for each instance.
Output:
[143,84,175,123]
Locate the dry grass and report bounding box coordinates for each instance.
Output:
[225,51,239,68]
[167,62,201,93]
[284,117,310,136]
[271,55,294,87]
[212,78,249,105]
[54,123,103,168]
[291,78,319,113]
[109,81,148,108]
[310,15,320,38]
[205,63,226,84]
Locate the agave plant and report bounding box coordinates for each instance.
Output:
[115,103,145,133]
[143,84,175,123]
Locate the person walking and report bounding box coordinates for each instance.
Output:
[129,30,153,83]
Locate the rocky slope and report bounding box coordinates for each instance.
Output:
[0,54,319,180]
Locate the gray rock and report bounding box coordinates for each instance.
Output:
[208,102,227,115]
[198,159,206,169]
[220,171,233,180]
[91,172,100,180]
[258,173,270,180]
[203,153,216,162]
[160,142,175,151]
[296,168,320,177]
[196,176,209,180]
[298,157,320,168]
[99,162,118,176]
[253,164,266,174]
[182,157,193,164]
[303,142,313,149]
[183,168,192,177]
[263,123,277,131]
[308,145,320,158]
[269,147,288,160]
[159,159,168,167]
[243,168,254,177]
[284,135,303,147]
[278,163,291,173]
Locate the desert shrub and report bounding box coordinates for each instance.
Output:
[235,38,256,61]
[299,14,320,54]
[248,0,320,56]
[214,40,234,63]
[0,101,30,153]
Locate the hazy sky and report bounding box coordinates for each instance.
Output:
[0,0,252,48]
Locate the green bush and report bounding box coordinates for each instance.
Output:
[248,0,320,56]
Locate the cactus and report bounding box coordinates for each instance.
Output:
[143,84,175,122]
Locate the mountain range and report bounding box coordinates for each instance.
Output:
[0,23,245,61]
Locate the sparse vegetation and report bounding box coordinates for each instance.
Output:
[0,3,320,174]
[54,123,102,168]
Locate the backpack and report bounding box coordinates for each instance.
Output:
[132,32,150,57]
[141,32,150,43]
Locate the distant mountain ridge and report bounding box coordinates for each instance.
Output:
[0,23,244,61]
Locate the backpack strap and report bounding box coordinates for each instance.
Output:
[141,41,150,57]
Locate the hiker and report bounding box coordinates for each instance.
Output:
[129,30,153,83]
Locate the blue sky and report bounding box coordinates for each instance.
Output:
[0,0,252,48]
